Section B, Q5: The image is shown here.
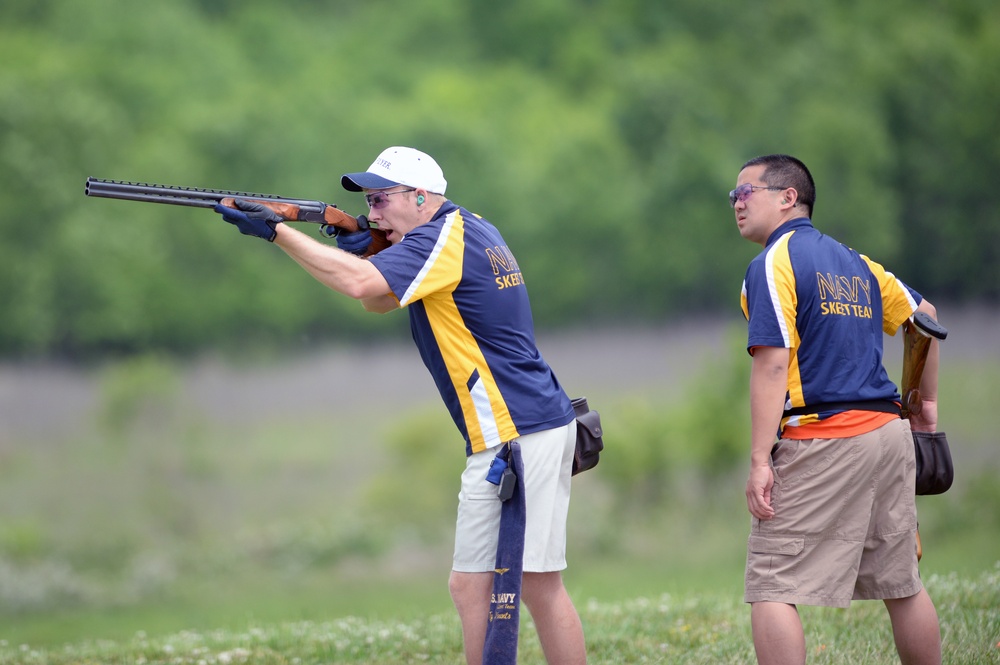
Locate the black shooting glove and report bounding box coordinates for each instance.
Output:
[214,198,284,242]
[320,214,373,256]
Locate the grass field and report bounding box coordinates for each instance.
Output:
[0,566,997,664]
[1,308,997,661]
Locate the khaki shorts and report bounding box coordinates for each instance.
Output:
[452,421,576,573]
[745,418,923,608]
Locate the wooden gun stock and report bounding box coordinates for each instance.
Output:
[900,311,948,419]
[901,311,950,562]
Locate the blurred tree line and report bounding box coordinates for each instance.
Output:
[1,0,997,358]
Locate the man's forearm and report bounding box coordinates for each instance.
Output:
[273,223,392,300]
[749,347,789,465]
[909,300,942,431]
[914,300,940,402]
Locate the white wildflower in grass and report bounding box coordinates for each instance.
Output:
[216,647,250,663]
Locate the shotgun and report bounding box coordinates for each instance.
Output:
[900,311,953,561]
[85,177,365,233]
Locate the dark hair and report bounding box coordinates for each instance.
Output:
[741,154,816,216]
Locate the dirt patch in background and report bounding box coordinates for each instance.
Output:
[1,305,995,445]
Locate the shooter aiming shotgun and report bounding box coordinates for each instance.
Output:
[84,177,389,256]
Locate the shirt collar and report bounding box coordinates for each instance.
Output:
[429,200,458,222]
[765,217,813,247]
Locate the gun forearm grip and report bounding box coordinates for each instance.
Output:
[218,198,362,233]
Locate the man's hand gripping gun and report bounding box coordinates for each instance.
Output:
[85,178,389,256]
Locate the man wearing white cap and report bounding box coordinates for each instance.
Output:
[214,146,587,665]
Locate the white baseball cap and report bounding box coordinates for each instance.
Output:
[341,146,448,194]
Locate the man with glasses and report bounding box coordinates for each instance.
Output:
[214,146,587,665]
[732,154,942,665]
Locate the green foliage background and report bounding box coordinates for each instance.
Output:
[2,0,999,652]
[1,0,998,358]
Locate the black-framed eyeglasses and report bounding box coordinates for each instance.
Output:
[729,183,787,208]
[365,188,416,209]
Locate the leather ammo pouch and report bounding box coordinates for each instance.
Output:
[912,431,954,495]
[570,397,603,475]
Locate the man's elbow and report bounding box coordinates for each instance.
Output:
[361,295,398,314]
[340,275,384,301]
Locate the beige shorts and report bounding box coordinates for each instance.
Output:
[452,421,576,573]
[745,418,923,608]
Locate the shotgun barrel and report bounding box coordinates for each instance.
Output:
[84,177,362,229]
[85,177,327,218]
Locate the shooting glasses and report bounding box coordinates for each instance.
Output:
[365,188,416,209]
[729,183,788,207]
